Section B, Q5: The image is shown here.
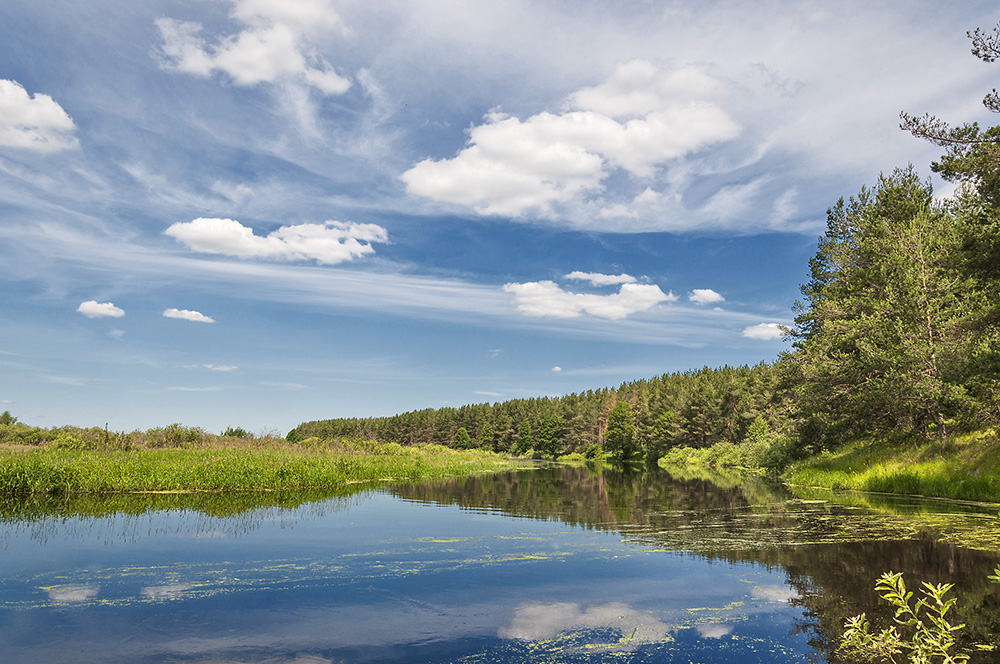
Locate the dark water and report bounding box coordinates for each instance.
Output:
[1,465,999,663]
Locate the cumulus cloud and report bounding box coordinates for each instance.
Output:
[564,271,636,286]
[163,308,215,323]
[156,0,350,95]
[165,217,389,264]
[402,60,739,219]
[688,288,724,305]
[503,279,674,320]
[77,300,124,318]
[551,366,562,372]
[742,322,784,340]
[0,79,78,153]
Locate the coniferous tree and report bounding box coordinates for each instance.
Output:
[791,168,974,442]
[605,401,637,462]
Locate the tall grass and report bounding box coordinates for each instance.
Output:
[0,432,523,496]
[786,429,1000,503]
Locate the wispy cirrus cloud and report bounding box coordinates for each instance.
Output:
[0,79,78,153]
[564,271,636,286]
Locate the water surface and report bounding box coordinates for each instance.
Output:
[1,464,998,663]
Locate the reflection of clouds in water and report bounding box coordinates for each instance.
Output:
[696,623,733,639]
[501,601,671,645]
[47,585,99,602]
[141,584,192,599]
[754,584,798,603]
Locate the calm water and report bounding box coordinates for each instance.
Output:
[1,464,999,663]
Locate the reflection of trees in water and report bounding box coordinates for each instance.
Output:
[392,465,1000,662]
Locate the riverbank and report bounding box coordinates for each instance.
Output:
[0,436,524,495]
[659,427,1000,504]
[784,428,1000,504]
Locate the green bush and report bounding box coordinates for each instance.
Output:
[839,568,1000,663]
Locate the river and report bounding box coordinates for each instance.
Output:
[1,464,998,663]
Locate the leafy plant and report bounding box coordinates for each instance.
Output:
[840,568,1000,663]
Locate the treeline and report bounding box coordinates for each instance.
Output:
[292,362,800,463]
[295,27,1000,466]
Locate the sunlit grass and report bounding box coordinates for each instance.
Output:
[786,429,1000,503]
[0,436,524,496]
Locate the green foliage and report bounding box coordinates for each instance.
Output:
[534,414,562,459]
[789,167,990,444]
[840,571,976,663]
[583,443,602,460]
[222,426,251,438]
[786,429,1000,503]
[0,410,16,425]
[452,427,472,450]
[477,421,495,450]
[294,362,796,461]
[512,418,533,456]
[605,401,638,462]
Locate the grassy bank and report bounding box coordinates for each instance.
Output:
[658,428,1000,504]
[0,434,525,496]
[784,429,1000,504]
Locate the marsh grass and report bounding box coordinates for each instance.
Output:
[0,428,523,496]
[786,429,1000,503]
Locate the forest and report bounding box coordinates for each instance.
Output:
[293,26,1000,470]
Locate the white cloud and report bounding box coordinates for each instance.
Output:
[47,585,99,603]
[551,366,562,372]
[0,79,78,153]
[741,322,784,340]
[77,300,124,318]
[564,271,636,286]
[402,60,739,219]
[696,624,734,639]
[163,308,215,323]
[504,280,674,320]
[141,584,192,599]
[501,602,671,647]
[156,0,350,95]
[165,217,389,264]
[688,288,724,305]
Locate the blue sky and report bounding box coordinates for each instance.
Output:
[2,0,998,434]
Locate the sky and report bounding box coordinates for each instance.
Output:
[2,0,999,435]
